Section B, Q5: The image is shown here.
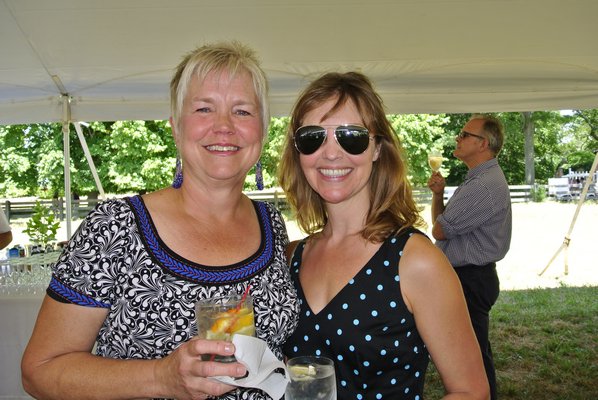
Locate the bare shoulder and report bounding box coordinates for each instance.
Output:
[398,233,461,312]
[402,232,446,262]
[399,232,453,281]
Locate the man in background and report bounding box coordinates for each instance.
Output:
[428,114,512,400]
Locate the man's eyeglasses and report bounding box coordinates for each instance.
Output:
[457,131,485,140]
[294,124,374,155]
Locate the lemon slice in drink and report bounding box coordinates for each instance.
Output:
[210,314,234,333]
[288,364,317,380]
[206,307,254,339]
[230,311,254,334]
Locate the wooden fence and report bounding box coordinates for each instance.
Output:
[3,198,100,222]
[2,185,534,222]
[413,184,533,204]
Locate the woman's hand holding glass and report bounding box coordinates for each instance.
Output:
[155,336,247,399]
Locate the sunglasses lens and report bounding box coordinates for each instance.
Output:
[294,126,327,155]
[336,125,370,155]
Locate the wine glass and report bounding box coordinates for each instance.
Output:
[428,150,443,172]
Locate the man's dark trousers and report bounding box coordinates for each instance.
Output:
[455,262,500,400]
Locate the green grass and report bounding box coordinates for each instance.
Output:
[424,285,598,400]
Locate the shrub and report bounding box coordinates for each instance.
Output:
[23,201,60,248]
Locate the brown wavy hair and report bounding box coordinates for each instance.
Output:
[278,71,424,243]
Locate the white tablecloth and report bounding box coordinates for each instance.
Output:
[0,291,45,399]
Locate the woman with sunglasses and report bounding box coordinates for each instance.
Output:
[279,72,489,399]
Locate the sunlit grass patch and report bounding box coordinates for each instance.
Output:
[424,285,598,400]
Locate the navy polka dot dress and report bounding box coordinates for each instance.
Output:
[283,228,429,400]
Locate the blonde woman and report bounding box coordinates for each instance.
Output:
[22,41,299,400]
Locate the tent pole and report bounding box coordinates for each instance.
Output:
[61,95,72,239]
[539,150,598,276]
[73,122,105,200]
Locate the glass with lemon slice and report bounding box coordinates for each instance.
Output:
[285,356,337,400]
[196,293,255,362]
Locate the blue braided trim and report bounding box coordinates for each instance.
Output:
[48,276,111,308]
[127,196,274,284]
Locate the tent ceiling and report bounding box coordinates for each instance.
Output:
[1,0,597,125]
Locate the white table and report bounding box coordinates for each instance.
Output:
[0,291,44,399]
[0,253,58,399]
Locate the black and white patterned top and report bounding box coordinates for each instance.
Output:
[47,195,300,400]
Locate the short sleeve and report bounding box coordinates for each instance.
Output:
[47,198,136,308]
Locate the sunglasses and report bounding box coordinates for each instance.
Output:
[457,131,485,140]
[294,124,373,155]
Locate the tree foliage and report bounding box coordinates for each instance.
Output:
[389,114,449,186]
[245,116,290,190]
[1,110,596,198]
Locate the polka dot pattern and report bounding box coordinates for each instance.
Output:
[283,228,429,399]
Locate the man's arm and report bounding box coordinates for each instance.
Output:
[0,231,12,250]
[428,172,447,240]
[430,194,447,240]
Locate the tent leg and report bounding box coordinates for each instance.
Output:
[540,150,598,276]
[73,122,105,200]
[539,240,567,276]
[61,95,72,239]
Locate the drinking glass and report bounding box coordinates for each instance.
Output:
[428,150,443,172]
[196,293,255,362]
[285,356,337,400]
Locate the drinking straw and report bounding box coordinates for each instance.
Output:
[235,285,251,312]
[226,285,252,333]
[209,285,252,362]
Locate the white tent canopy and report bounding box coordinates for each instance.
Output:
[2,0,598,238]
[2,0,598,126]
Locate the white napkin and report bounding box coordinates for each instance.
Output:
[211,335,289,400]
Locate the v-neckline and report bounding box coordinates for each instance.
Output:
[292,239,387,316]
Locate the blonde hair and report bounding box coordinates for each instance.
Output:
[278,72,424,242]
[169,41,269,136]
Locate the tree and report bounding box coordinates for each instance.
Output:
[389,114,449,186]
[95,120,176,193]
[574,109,598,142]
[562,110,598,171]
[522,112,535,185]
[530,111,570,181]
[0,124,60,197]
[1,109,597,197]
[246,116,289,189]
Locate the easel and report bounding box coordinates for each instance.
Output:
[539,151,598,276]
